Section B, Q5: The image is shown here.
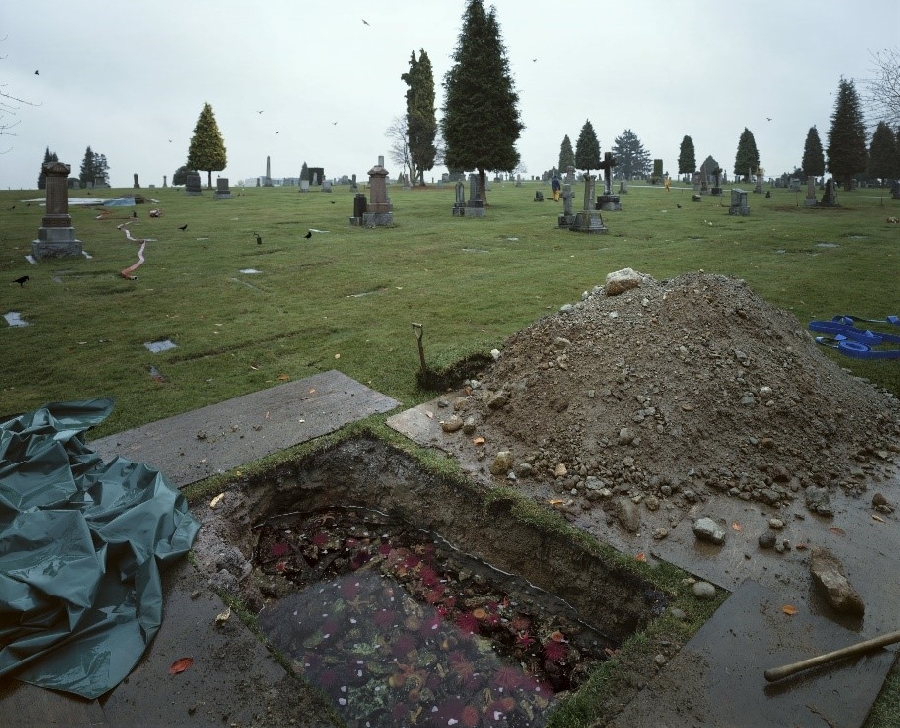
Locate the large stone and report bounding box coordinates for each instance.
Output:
[692,517,726,545]
[810,546,865,616]
[489,451,514,476]
[605,268,641,296]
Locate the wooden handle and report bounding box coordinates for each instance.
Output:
[764,629,900,682]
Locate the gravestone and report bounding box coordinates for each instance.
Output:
[350,173,358,193]
[710,167,722,196]
[534,190,544,201]
[596,152,622,211]
[185,172,202,196]
[618,178,628,194]
[403,174,412,191]
[214,178,232,199]
[300,180,310,192]
[699,164,709,195]
[466,174,485,217]
[264,156,273,187]
[133,173,140,189]
[349,193,367,226]
[564,165,576,186]
[557,183,576,228]
[451,180,466,216]
[569,174,608,234]
[754,170,764,194]
[789,178,801,192]
[311,173,319,186]
[515,174,522,188]
[361,156,394,227]
[891,180,900,200]
[821,178,839,206]
[163,175,168,188]
[322,180,333,193]
[692,172,701,192]
[728,188,750,216]
[31,161,83,260]
[804,176,818,207]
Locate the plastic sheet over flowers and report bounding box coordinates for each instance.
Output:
[0,398,199,699]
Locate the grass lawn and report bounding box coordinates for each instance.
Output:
[1,178,900,723]
[2,179,898,438]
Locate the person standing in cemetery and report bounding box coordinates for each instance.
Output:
[551,175,561,201]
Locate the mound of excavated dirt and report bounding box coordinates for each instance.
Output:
[461,270,900,512]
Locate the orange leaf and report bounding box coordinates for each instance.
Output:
[168,657,194,674]
[548,499,564,506]
[795,543,808,551]
[277,374,290,382]
[781,604,798,616]
[472,436,485,445]
[731,521,742,531]
[635,552,647,562]
[829,527,846,536]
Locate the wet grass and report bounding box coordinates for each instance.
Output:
[1,182,898,436]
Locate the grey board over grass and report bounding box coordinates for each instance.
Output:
[89,370,399,488]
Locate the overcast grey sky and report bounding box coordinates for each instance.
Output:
[2,1,898,190]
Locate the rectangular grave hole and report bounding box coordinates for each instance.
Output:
[197,436,664,727]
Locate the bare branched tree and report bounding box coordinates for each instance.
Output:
[864,48,900,128]
[1,40,42,153]
[385,115,413,181]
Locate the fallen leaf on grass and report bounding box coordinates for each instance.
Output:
[872,514,885,523]
[548,499,564,506]
[249,364,259,371]
[168,657,194,674]
[334,353,341,359]
[732,521,742,531]
[635,552,647,562]
[829,527,846,536]
[277,374,290,382]
[781,604,798,615]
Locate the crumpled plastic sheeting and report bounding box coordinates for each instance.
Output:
[0,398,200,699]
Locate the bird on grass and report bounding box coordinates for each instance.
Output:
[13,275,30,286]
[8,205,15,210]
[178,224,188,231]
[132,210,138,218]
[330,200,336,204]
[255,233,262,245]
[304,231,312,239]
[677,203,682,208]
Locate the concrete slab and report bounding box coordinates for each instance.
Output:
[91,370,400,488]
[608,580,897,728]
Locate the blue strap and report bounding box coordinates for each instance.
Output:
[815,336,900,359]
[833,315,900,327]
[809,320,900,345]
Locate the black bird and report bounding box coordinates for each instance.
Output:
[333,122,338,125]
[255,233,262,245]
[34,70,39,75]
[766,117,772,121]
[257,110,264,114]
[330,200,336,204]
[304,231,312,239]
[362,18,370,25]
[14,275,30,286]
[676,203,682,208]
[8,205,15,210]
[132,210,138,218]
[178,224,188,231]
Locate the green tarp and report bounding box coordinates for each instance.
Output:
[0,398,199,699]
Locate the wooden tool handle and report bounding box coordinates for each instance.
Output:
[764,629,900,682]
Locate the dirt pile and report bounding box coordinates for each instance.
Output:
[461,270,900,513]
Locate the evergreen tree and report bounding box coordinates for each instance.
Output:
[37,146,58,189]
[442,0,523,205]
[401,49,437,186]
[868,121,898,183]
[574,119,601,176]
[187,102,227,189]
[300,162,309,182]
[733,128,760,180]
[558,134,575,172]
[826,78,868,189]
[93,153,109,187]
[79,145,95,186]
[611,128,651,179]
[172,165,190,186]
[801,126,826,178]
[678,135,696,177]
